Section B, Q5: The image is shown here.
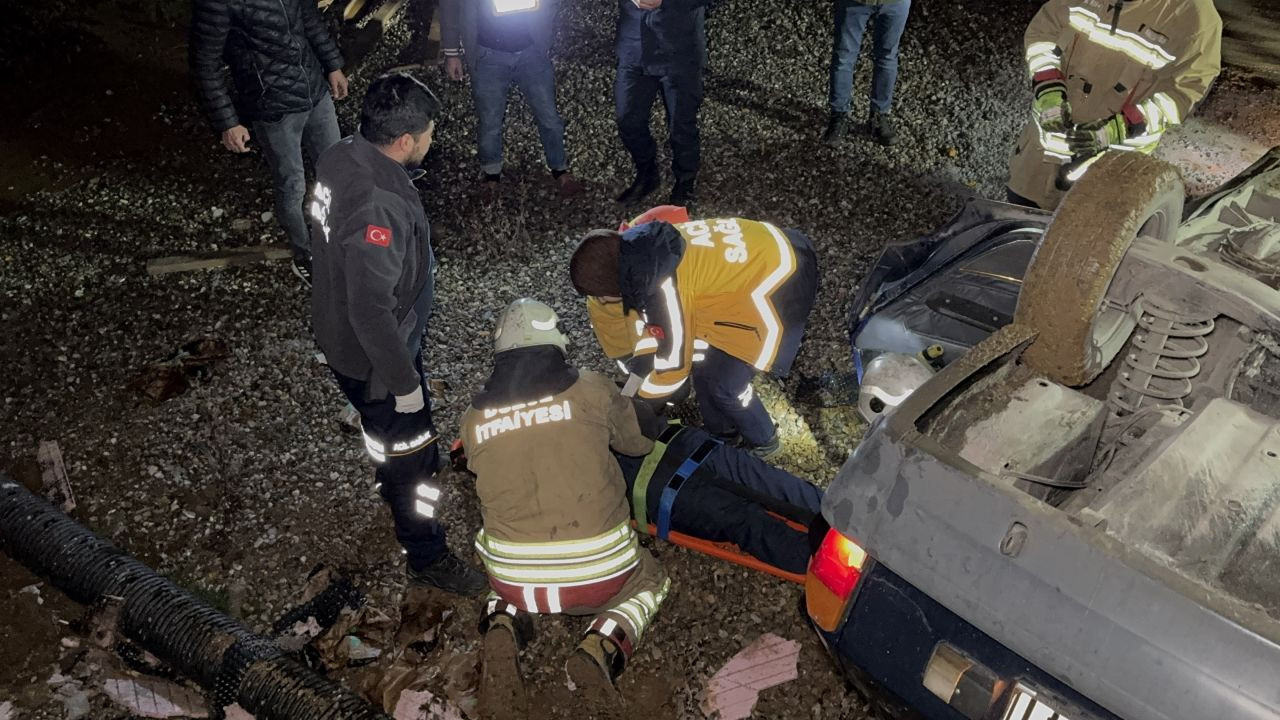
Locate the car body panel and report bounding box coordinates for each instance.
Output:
[822,328,1280,720]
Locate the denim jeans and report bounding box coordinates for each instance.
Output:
[469,46,568,175]
[828,0,911,115]
[252,94,341,256]
[615,64,704,182]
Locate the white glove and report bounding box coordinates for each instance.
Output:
[394,385,425,414]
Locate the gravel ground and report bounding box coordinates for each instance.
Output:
[2,0,1278,718]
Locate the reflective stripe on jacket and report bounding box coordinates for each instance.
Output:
[1009,0,1221,208]
[590,218,817,402]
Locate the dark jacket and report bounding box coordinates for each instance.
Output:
[310,135,436,400]
[440,0,557,62]
[189,0,343,131]
[616,0,710,72]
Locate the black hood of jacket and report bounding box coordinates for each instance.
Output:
[619,221,686,315]
[473,346,580,409]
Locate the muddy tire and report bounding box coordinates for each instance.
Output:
[1014,152,1184,386]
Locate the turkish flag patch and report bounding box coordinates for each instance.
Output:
[364,224,392,247]
[646,324,665,340]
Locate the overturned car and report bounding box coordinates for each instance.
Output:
[808,150,1280,720]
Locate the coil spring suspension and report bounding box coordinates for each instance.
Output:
[1109,298,1214,415]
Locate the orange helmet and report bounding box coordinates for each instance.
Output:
[618,205,690,231]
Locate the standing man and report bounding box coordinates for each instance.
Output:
[310,73,486,596]
[1007,0,1221,209]
[190,0,350,285]
[439,0,585,202]
[614,0,710,209]
[569,214,819,459]
[460,299,669,716]
[822,0,912,147]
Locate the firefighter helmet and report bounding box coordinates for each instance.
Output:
[494,298,568,355]
[858,352,936,423]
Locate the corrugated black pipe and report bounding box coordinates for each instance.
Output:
[0,475,390,720]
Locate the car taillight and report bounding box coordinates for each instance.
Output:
[806,528,870,632]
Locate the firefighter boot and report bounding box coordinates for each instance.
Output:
[566,632,625,718]
[479,614,530,719]
[407,551,488,597]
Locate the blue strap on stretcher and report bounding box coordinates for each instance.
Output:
[655,439,720,540]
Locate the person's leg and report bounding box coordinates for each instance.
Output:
[252,110,311,256]
[692,364,737,439]
[331,367,446,570]
[828,0,874,115]
[667,479,812,575]
[659,70,704,185]
[514,49,569,173]
[478,593,533,717]
[702,440,824,515]
[470,50,517,177]
[580,552,670,662]
[696,348,776,447]
[302,94,342,165]
[614,65,662,174]
[868,0,911,115]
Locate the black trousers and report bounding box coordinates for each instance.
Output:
[331,354,446,569]
[617,425,823,575]
[615,64,704,183]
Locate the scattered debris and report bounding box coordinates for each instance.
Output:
[702,634,801,720]
[259,211,273,223]
[18,584,43,605]
[222,704,255,720]
[231,218,253,232]
[127,337,230,403]
[102,674,210,718]
[0,700,13,720]
[48,674,93,720]
[37,440,76,512]
[393,689,465,720]
[145,245,292,275]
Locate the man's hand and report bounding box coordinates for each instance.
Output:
[329,70,349,101]
[394,385,425,414]
[221,125,251,153]
[445,56,465,82]
[636,0,662,8]
[1066,113,1127,157]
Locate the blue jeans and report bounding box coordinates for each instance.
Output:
[252,94,341,255]
[828,0,911,115]
[615,64,703,182]
[469,46,568,175]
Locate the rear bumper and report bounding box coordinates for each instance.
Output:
[813,563,1117,720]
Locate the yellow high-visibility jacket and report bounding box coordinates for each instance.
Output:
[1009,0,1221,209]
[587,218,817,402]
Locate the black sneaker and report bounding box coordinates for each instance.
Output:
[407,551,489,596]
[746,433,782,460]
[291,254,313,289]
[869,111,899,146]
[822,112,849,146]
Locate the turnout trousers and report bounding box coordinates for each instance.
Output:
[476,522,670,657]
[331,351,447,569]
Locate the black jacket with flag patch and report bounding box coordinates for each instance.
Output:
[310,135,435,400]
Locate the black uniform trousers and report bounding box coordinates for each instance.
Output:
[617,425,824,575]
[615,64,704,183]
[331,352,446,570]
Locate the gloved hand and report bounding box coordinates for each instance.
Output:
[394,385,425,414]
[1032,81,1070,132]
[1066,113,1128,157]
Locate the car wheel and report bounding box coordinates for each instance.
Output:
[1013,152,1184,386]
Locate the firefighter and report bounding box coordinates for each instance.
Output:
[310,73,486,596]
[460,299,670,717]
[1007,0,1222,210]
[569,214,819,459]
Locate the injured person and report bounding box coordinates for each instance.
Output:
[616,416,823,577]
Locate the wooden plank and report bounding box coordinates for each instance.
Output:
[146,246,293,276]
[37,440,76,513]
